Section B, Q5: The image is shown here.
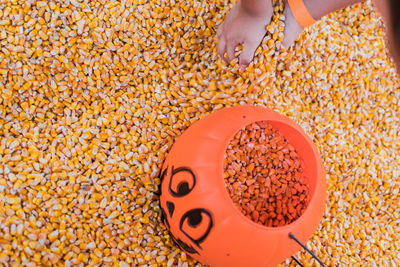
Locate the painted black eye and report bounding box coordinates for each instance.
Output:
[188,210,202,227]
[180,208,213,249]
[168,166,196,197]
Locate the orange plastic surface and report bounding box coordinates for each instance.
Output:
[159,105,326,267]
[287,0,316,28]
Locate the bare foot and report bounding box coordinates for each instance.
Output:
[282,1,305,49]
[217,0,273,70]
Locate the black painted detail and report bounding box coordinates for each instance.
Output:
[187,210,202,227]
[174,237,200,255]
[168,166,196,198]
[177,181,190,196]
[160,206,170,229]
[180,208,214,249]
[166,201,175,217]
[159,166,168,182]
[156,166,168,196]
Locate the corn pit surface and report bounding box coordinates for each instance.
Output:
[0,0,399,266]
[224,121,310,227]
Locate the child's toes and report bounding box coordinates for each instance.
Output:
[282,25,302,49]
[282,4,304,49]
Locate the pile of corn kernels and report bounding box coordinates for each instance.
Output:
[0,0,399,266]
[224,121,310,227]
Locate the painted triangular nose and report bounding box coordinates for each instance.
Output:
[166,201,175,217]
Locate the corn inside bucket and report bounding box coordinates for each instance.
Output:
[224,120,310,228]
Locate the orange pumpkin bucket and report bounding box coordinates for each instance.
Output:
[159,105,326,266]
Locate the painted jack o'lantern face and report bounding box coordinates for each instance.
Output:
[159,165,214,256]
[158,106,326,267]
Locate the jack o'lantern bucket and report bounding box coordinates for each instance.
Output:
[159,105,326,266]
